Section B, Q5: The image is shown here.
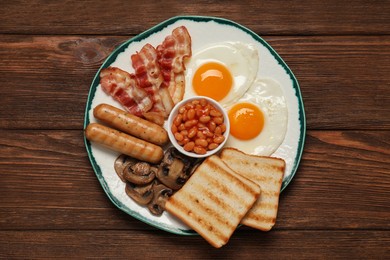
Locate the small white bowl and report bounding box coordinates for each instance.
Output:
[167,96,230,158]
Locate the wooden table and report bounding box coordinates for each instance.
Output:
[1,1,389,258]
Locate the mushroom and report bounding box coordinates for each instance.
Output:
[123,162,157,185]
[147,183,173,216]
[114,155,137,182]
[156,148,193,190]
[125,181,154,206]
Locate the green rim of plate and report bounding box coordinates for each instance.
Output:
[83,15,306,235]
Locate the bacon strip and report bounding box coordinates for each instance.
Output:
[131,44,173,117]
[99,26,192,125]
[131,44,163,93]
[100,67,153,116]
[157,26,192,104]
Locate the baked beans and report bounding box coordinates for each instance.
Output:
[172,98,226,155]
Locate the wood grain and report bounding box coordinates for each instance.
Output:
[1,0,389,35]
[1,1,389,258]
[0,230,389,258]
[1,130,388,230]
[0,35,389,130]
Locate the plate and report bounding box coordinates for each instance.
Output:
[84,16,306,235]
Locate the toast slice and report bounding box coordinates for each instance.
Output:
[220,148,285,231]
[165,155,261,248]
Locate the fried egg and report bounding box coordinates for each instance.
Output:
[184,42,259,106]
[225,78,288,156]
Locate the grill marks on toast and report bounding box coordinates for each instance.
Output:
[165,148,285,247]
[165,155,260,248]
[220,148,285,231]
[167,190,232,242]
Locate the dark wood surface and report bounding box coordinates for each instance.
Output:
[1,1,389,258]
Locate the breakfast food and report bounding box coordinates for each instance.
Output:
[156,147,200,190]
[225,78,288,156]
[171,98,227,155]
[93,103,169,146]
[165,155,261,248]
[100,26,192,125]
[182,39,288,156]
[184,41,259,107]
[157,26,192,104]
[85,123,164,164]
[132,43,174,121]
[220,147,285,231]
[114,147,199,216]
[86,21,293,246]
[100,67,155,118]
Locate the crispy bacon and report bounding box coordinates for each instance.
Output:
[131,44,163,93]
[100,67,153,116]
[131,44,173,118]
[157,26,192,104]
[131,45,170,124]
[99,26,192,125]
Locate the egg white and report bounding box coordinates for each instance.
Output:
[184,41,259,106]
[224,78,288,156]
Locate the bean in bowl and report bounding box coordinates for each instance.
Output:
[169,97,229,156]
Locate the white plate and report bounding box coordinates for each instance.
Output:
[84,16,306,235]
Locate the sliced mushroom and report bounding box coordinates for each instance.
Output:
[114,155,137,182]
[147,183,173,216]
[170,147,197,174]
[123,162,156,185]
[156,148,194,190]
[125,181,154,205]
[157,158,185,190]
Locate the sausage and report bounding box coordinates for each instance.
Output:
[93,104,168,146]
[85,123,164,164]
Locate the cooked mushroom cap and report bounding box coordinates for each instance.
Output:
[123,162,156,185]
[114,155,137,182]
[147,183,173,216]
[115,149,199,215]
[125,181,154,205]
[156,148,194,190]
[157,158,185,190]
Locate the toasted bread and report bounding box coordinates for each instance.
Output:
[220,148,285,231]
[165,155,261,248]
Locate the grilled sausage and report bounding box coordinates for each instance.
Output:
[93,104,168,146]
[85,123,163,164]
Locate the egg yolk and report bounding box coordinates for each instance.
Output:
[228,102,264,140]
[192,62,233,101]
